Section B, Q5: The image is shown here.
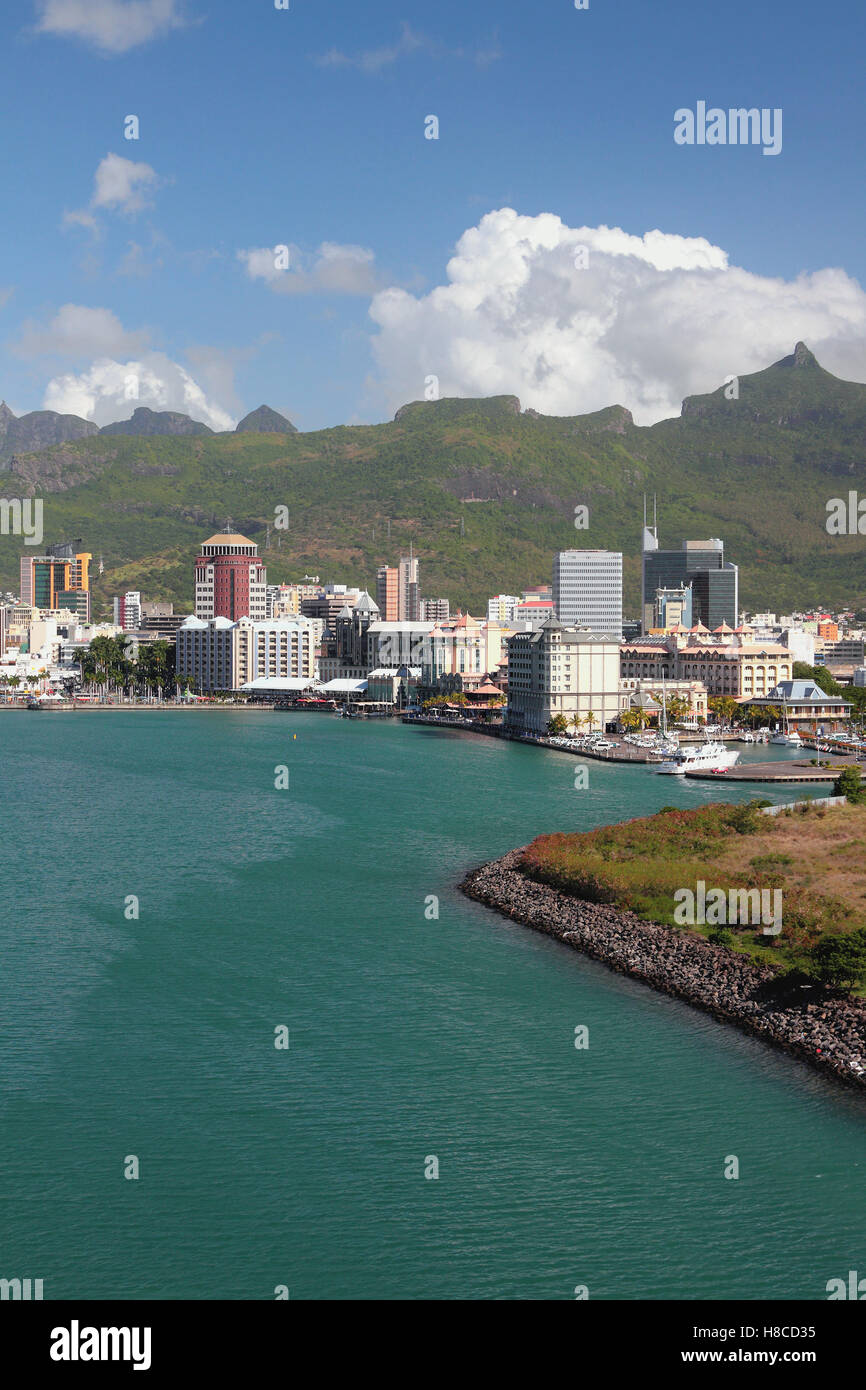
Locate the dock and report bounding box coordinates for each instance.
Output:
[685,760,866,784]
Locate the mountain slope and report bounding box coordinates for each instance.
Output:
[235,405,297,434]
[100,407,214,438]
[2,345,864,617]
[0,402,98,463]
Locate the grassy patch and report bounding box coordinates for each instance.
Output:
[520,801,866,987]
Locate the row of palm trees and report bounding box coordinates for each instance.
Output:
[73,635,189,699]
[548,694,696,738]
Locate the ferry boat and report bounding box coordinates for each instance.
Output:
[655,741,740,775]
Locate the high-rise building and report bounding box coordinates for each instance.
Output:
[377,553,420,620]
[114,591,142,629]
[376,566,399,621]
[641,505,738,634]
[398,551,420,621]
[652,585,693,631]
[552,550,622,639]
[194,528,266,621]
[20,542,91,622]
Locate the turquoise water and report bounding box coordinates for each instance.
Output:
[0,712,863,1300]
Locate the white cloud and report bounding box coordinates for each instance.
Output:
[43,354,235,429]
[13,304,236,428]
[13,304,149,360]
[34,0,187,55]
[92,152,160,212]
[64,153,161,233]
[238,242,381,296]
[368,208,866,422]
[315,22,501,74]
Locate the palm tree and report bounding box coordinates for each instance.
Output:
[585,710,597,734]
[667,694,690,723]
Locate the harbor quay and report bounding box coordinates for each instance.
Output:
[401,713,866,782]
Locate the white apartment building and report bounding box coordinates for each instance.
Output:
[553,550,623,639]
[487,594,520,622]
[237,617,316,684]
[177,615,317,693]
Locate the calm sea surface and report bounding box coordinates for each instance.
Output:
[0,712,863,1299]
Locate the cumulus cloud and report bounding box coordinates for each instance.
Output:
[315,22,501,74]
[65,153,161,231]
[43,355,235,429]
[34,0,187,55]
[238,241,381,296]
[12,304,149,360]
[13,303,237,428]
[368,208,866,423]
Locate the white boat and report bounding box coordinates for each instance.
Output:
[738,731,756,743]
[655,741,740,775]
[770,699,802,747]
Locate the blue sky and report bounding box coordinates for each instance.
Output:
[2,0,865,430]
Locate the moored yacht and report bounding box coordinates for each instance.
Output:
[655,741,740,775]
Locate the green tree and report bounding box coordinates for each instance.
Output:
[547,714,569,735]
[792,662,843,697]
[808,928,866,990]
[833,764,864,804]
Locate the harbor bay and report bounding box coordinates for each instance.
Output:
[1,712,863,1301]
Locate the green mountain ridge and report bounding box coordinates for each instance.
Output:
[2,344,864,617]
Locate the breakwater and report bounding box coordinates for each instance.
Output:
[461,848,866,1092]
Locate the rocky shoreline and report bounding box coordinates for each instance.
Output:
[461,849,866,1094]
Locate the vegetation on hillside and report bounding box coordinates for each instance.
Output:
[2,345,865,617]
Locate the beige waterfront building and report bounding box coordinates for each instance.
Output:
[620,623,793,701]
[505,616,623,734]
